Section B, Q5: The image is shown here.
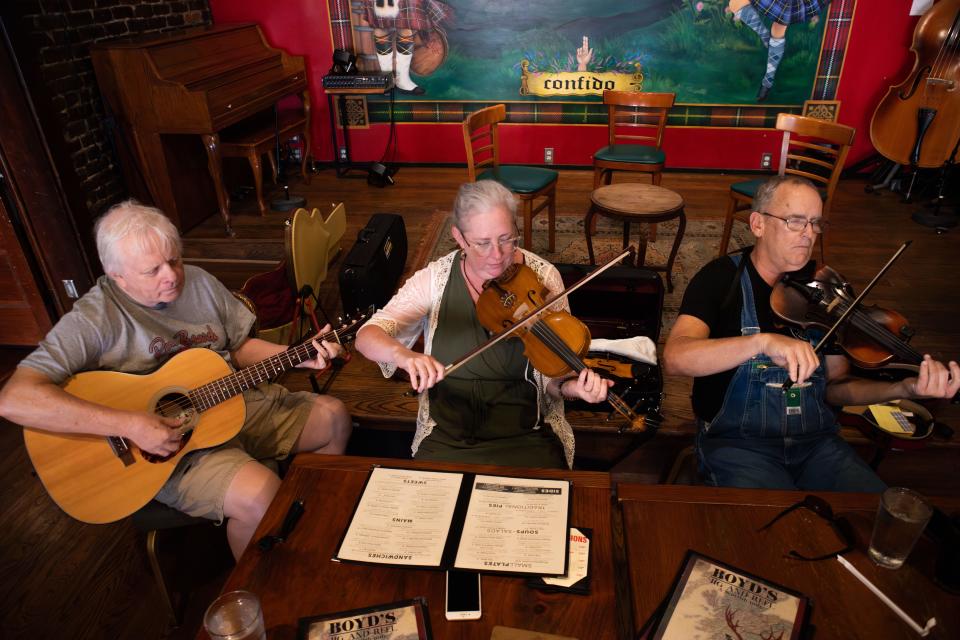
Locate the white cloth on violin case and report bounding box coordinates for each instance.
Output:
[588,336,657,365]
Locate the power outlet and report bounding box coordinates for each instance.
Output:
[760,153,772,169]
[338,147,348,162]
[544,147,554,164]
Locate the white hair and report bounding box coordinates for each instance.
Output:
[95,199,182,275]
[452,180,517,230]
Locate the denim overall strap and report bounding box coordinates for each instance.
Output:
[699,255,836,440]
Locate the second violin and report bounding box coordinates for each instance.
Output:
[771,251,959,403]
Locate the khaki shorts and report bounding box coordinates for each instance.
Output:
[154,383,315,522]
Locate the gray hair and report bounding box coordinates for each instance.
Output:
[95,199,182,275]
[752,174,819,213]
[452,180,517,230]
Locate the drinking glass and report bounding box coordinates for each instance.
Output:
[203,590,266,640]
[868,487,933,569]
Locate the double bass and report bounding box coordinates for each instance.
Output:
[870,0,960,168]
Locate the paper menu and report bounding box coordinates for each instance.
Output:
[335,467,463,566]
[454,475,571,575]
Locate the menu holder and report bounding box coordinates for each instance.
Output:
[639,550,809,640]
[527,527,592,595]
[333,466,572,576]
[298,598,431,640]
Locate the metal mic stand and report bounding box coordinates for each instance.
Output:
[270,103,307,212]
[911,135,960,232]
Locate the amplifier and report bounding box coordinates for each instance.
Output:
[322,74,392,91]
[339,214,407,314]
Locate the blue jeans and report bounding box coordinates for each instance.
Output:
[697,431,887,492]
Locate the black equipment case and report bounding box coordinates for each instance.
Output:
[339,213,407,314]
[554,263,665,420]
[556,264,664,341]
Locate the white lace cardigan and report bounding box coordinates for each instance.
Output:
[363,249,576,468]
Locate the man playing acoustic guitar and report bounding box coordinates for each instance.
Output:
[0,200,351,559]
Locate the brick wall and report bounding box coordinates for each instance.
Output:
[9,1,212,217]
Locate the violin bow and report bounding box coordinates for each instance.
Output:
[782,241,912,391]
[437,247,636,382]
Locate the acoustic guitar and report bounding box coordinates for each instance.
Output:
[23,316,366,524]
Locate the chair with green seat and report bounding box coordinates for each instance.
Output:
[591,91,674,237]
[462,104,557,251]
[593,90,674,190]
[717,113,855,260]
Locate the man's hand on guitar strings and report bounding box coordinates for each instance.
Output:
[127,412,185,456]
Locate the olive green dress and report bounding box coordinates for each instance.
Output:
[415,254,566,468]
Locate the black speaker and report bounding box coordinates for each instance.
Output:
[367,162,396,187]
[339,214,407,314]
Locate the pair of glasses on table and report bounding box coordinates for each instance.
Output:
[759,495,855,561]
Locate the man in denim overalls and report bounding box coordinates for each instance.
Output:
[664,175,960,492]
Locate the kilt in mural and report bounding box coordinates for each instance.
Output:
[331,0,855,125]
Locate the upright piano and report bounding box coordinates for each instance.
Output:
[91,23,307,234]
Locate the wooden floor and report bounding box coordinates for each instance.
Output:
[1,166,958,639]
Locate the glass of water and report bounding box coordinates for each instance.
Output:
[203,590,266,640]
[868,487,933,569]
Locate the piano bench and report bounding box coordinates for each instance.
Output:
[220,110,311,216]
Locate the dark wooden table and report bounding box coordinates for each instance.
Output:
[618,485,960,639]
[199,454,628,639]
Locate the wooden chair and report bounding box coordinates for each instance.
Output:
[132,502,214,626]
[462,104,557,251]
[133,456,282,626]
[219,95,312,216]
[240,203,345,347]
[593,90,674,190]
[717,113,855,259]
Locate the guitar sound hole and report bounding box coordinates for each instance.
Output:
[141,392,197,463]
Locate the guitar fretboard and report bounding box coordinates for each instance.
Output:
[188,332,329,411]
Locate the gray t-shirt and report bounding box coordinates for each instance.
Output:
[21,265,256,384]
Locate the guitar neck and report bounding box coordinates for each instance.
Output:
[188,332,331,411]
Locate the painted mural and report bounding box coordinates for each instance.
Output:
[343,0,835,106]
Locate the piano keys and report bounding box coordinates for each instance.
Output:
[90,23,307,234]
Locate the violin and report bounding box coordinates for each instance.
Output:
[869,0,960,168]
[475,262,652,432]
[771,264,959,402]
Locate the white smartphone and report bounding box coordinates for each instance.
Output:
[445,570,481,620]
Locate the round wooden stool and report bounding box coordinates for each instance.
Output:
[585,182,686,291]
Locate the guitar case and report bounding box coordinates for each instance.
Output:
[554,264,665,420]
[339,213,407,315]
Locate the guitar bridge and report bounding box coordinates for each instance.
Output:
[107,436,136,467]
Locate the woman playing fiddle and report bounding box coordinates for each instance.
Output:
[663,175,959,493]
[355,181,612,468]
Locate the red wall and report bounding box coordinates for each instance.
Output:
[209,0,920,170]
